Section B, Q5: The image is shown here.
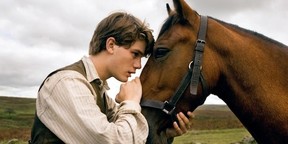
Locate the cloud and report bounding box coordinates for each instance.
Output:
[0,0,287,105]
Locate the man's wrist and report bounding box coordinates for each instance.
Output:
[118,100,141,113]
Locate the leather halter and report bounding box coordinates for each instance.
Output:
[140,15,209,117]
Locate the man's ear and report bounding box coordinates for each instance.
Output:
[106,37,116,54]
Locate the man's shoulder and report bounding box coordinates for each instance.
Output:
[47,70,86,83]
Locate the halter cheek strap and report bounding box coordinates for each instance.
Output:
[140,15,209,117]
[190,15,208,95]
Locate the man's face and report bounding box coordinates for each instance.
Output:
[110,40,146,82]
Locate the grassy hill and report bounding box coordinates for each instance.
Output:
[0,96,253,143]
[192,105,244,130]
[174,105,254,144]
[0,96,35,142]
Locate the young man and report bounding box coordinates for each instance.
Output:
[30,12,193,143]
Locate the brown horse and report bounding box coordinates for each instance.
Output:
[140,0,288,143]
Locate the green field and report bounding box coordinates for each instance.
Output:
[0,96,255,144]
[174,129,253,144]
[0,96,35,143]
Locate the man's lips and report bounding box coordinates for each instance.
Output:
[128,71,135,77]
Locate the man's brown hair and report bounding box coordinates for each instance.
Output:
[89,12,154,57]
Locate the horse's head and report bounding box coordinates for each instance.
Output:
[140,0,219,143]
[140,0,288,143]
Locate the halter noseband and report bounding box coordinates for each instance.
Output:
[140,15,209,118]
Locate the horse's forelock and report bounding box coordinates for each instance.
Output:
[158,14,190,39]
[158,16,174,38]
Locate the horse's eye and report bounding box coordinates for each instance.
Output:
[154,48,170,59]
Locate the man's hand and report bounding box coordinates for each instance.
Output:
[115,77,142,103]
[166,111,194,138]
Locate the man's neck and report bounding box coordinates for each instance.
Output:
[89,54,110,81]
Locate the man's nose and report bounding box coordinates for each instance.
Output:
[134,58,141,69]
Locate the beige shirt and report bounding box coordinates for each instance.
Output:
[36,56,148,144]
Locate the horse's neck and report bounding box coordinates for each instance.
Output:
[208,19,288,102]
[206,19,288,142]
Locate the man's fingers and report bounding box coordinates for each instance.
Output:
[172,121,183,136]
[177,113,188,133]
[133,77,141,86]
[187,111,195,119]
[166,112,195,138]
[179,112,190,125]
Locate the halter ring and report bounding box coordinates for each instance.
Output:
[188,61,194,69]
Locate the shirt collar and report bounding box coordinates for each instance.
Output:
[81,56,110,90]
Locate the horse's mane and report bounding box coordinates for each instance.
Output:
[158,14,287,48]
[210,17,287,48]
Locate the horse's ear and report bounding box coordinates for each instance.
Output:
[166,3,172,15]
[173,0,195,20]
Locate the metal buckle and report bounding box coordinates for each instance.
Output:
[162,101,175,115]
[197,39,206,44]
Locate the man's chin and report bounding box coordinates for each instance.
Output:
[116,77,129,82]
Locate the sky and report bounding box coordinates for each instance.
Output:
[0,0,287,105]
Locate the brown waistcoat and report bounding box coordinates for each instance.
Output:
[29,60,106,144]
